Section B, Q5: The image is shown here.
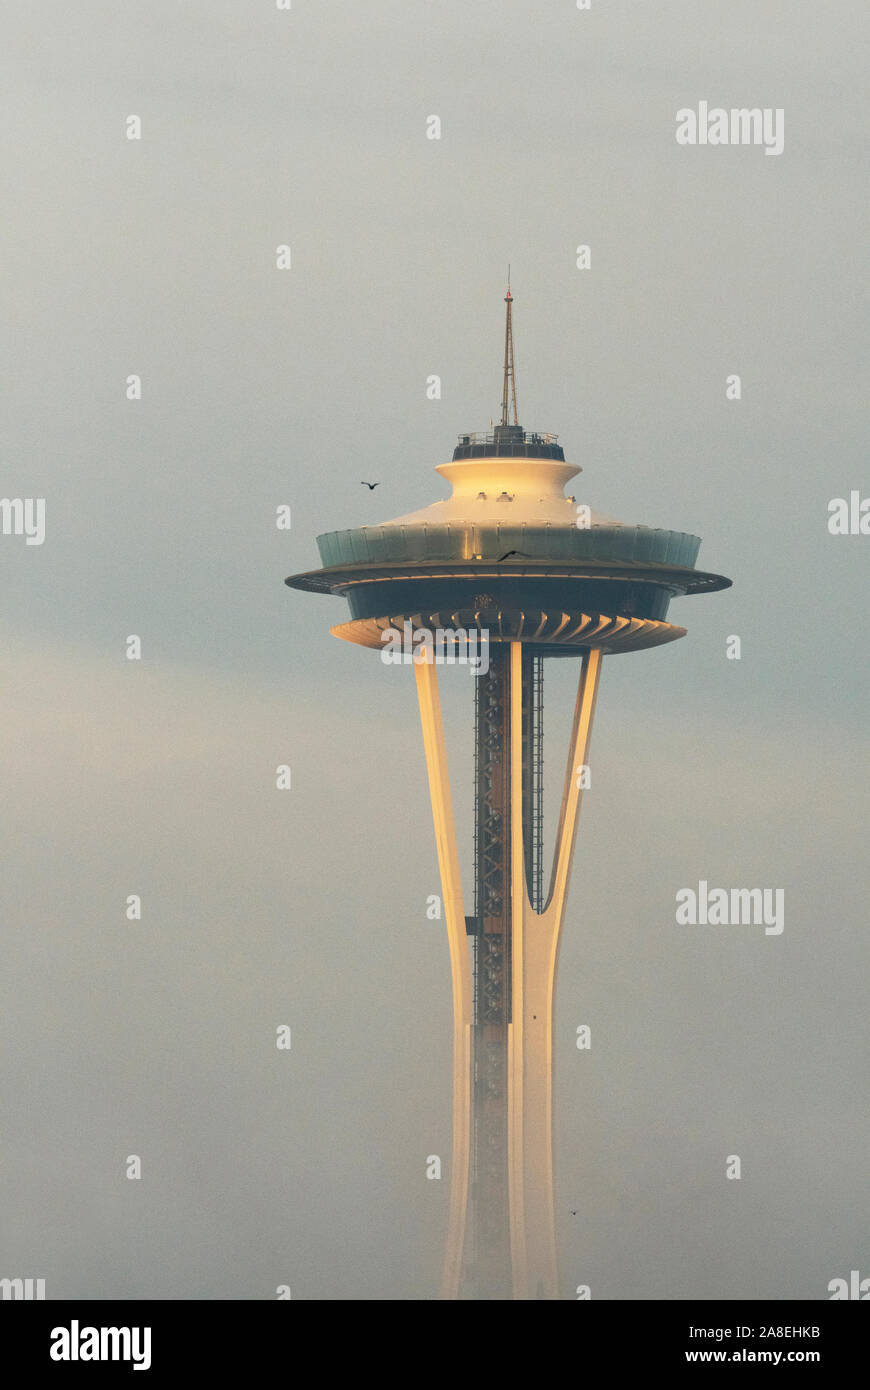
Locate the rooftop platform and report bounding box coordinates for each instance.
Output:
[453,426,564,461]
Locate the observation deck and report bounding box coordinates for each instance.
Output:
[453,426,564,461]
[286,429,730,652]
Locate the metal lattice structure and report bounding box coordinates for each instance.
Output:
[499,281,519,428]
[522,653,544,913]
[471,646,511,1296]
[468,646,546,1297]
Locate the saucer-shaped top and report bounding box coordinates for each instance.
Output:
[316,451,701,571]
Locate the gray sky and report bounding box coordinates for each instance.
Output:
[1,0,867,1299]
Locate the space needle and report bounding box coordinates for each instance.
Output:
[286,285,731,1299]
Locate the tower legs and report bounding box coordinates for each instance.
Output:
[413,658,473,1301]
[414,643,602,1299]
[508,644,602,1298]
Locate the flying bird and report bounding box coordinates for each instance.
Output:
[361,481,380,490]
[497,549,530,561]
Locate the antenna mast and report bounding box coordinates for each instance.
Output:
[499,272,519,427]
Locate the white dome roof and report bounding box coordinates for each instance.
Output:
[377,454,622,529]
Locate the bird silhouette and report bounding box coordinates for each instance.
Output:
[361,481,380,490]
[497,549,530,561]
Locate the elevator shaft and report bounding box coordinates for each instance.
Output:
[468,649,543,1297]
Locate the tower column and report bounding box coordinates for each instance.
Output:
[413,658,473,1301]
[471,645,512,1297]
[508,645,602,1299]
[414,643,602,1299]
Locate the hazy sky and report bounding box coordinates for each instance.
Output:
[1,0,867,1299]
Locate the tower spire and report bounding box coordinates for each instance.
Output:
[499,272,519,428]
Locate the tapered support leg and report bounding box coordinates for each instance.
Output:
[413,658,473,1301]
[414,645,602,1300]
[508,644,602,1299]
